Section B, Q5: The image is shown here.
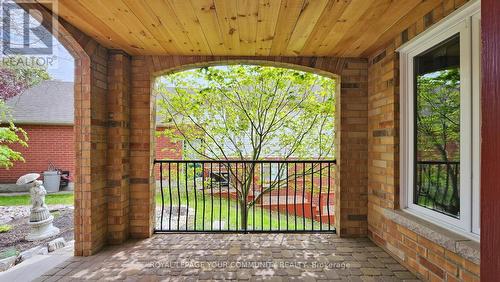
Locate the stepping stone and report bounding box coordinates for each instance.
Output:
[48,238,66,252]
[0,255,16,272]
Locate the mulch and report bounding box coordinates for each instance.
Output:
[0,208,74,258]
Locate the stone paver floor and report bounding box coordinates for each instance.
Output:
[34,234,420,281]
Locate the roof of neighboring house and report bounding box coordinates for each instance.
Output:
[5,80,74,125]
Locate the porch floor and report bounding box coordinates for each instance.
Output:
[34,234,419,281]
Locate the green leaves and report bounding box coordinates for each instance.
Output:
[0,56,51,100]
[156,65,336,161]
[416,68,460,161]
[0,100,28,169]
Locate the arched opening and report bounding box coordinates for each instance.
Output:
[151,63,340,233]
[0,2,99,258]
[152,60,340,81]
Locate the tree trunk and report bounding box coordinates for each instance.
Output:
[239,200,248,231]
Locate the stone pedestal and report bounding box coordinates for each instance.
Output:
[26,216,60,241]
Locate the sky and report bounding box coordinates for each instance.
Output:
[47,43,74,82]
[1,3,75,82]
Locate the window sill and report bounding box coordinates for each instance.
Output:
[383,208,480,264]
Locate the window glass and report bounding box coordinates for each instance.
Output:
[413,34,461,218]
[262,163,287,183]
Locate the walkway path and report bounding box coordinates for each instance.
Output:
[0,241,73,282]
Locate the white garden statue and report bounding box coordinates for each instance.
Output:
[17,173,59,241]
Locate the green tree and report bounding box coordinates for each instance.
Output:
[0,100,28,168]
[156,65,336,229]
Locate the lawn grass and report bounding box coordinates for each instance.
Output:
[155,188,331,231]
[0,193,74,206]
[0,189,331,231]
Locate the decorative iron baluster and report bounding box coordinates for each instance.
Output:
[153,160,337,233]
[327,162,331,230]
[160,162,164,230]
[286,162,289,231]
[168,163,173,231]
[319,162,322,231]
[202,163,205,231]
[193,162,197,231]
[294,163,297,230]
[185,163,189,230]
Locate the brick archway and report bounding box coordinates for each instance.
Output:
[125,55,368,240]
[16,4,368,256]
[150,58,342,79]
[17,3,110,256]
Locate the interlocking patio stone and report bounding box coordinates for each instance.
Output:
[32,234,419,281]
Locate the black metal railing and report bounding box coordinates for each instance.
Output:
[415,160,460,218]
[154,159,336,233]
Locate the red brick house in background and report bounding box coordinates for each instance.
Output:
[0,81,183,184]
[0,80,75,183]
[155,121,184,161]
[154,125,183,180]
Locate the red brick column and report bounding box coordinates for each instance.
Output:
[106,51,131,243]
[129,56,156,238]
[52,19,110,257]
[336,60,369,237]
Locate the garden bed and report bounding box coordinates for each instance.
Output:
[0,207,74,259]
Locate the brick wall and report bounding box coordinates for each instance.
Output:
[155,127,183,160]
[154,127,183,180]
[367,0,480,281]
[0,125,75,183]
[106,50,131,244]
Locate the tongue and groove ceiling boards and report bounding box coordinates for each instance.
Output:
[40,0,442,56]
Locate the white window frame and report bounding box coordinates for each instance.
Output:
[471,11,481,235]
[398,0,480,240]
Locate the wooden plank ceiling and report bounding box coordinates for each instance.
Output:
[42,0,439,57]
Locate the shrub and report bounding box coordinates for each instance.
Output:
[0,224,12,233]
